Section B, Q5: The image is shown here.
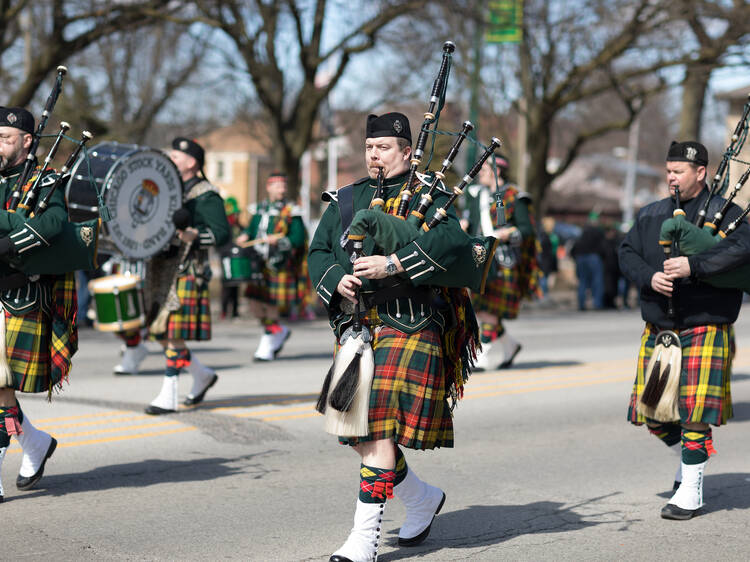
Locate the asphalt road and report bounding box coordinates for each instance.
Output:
[4,303,750,561]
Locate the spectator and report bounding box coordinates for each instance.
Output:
[571,212,605,310]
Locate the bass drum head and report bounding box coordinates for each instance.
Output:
[66,143,183,259]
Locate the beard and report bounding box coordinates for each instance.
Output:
[0,154,11,171]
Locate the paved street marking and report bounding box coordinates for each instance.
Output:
[7,351,747,452]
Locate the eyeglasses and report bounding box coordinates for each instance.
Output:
[0,133,22,144]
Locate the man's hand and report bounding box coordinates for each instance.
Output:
[353,254,403,280]
[337,274,362,304]
[493,226,515,242]
[664,256,691,279]
[651,271,673,296]
[177,227,198,243]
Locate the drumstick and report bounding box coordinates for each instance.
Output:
[237,233,284,248]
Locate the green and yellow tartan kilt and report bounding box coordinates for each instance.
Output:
[473,265,522,319]
[164,274,211,341]
[244,266,306,312]
[627,323,734,426]
[5,309,60,394]
[338,321,454,450]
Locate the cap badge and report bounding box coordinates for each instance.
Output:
[472,243,487,266]
[179,140,189,150]
[685,146,697,161]
[6,113,17,124]
[393,119,403,134]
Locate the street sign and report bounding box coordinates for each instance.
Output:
[485,0,523,44]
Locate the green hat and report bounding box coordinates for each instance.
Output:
[224,196,239,215]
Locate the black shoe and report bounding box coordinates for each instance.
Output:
[498,344,522,369]
[183,374,218,406]
[329,556,353,562]
[673,480,681,491]
[16,437,57,491]
[144,405,177,416]
[661,503,699,520]
[398,492,446,547]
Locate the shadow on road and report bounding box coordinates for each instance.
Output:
[189,393,319,410]
[502,359,582,370]
[123,363,247,377]
[8,451,279,502]
[656,472,750,514]
[729,400,750,422]
[380,494,633,560]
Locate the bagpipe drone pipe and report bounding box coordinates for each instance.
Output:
[343,39,500,294]
[659,97,750,294]
[1,66,100,277]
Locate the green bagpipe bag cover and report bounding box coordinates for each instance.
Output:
[660,215,750,292]
[10,218,100,275]
[348,208,498,293]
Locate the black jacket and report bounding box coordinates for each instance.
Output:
[619,187,750,329]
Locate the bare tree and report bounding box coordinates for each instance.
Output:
[167,0,427,197]
[675,0,750,140]
[0,0,175,107]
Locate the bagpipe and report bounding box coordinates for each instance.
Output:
[316,41,499,437]
[658,94,750,294]
[2,66,100,276]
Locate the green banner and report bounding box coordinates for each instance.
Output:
[485,0,523,44]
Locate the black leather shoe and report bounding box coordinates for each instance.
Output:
[329,556,353,562]
[144,405,177,416]
[398,492,446,547]
[16,437,57,491]
[498,344,522,369]
[661,503,699,520]
[183,374,218,406]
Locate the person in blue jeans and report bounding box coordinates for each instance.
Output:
[571,216,605,310]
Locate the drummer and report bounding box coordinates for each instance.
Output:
[236,173,308,361]
[144,137,230,414]
[219,196,244,320]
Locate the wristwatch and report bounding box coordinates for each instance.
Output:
[385,255,398,276]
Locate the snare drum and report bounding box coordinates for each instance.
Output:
[88,274,145,332]
[221,246,264,285]
[66,142,182,259]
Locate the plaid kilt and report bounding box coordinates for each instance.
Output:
[3,273,77,395]
[164,274,211,341]
[245,265,306,312]
[474,264,522,319]
[627,323,734,426]
[472,239,542,319]
[338,322,454,450]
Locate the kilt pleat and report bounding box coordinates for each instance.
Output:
[165,274,211,341]
[245,266,306,312]
[339,324,454,450]
[473,266,521,319]
[627,323,734,426]
[5,309,53,393]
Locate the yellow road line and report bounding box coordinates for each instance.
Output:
[38,415,152,430]
[5,426,196,454]
[469,372,631,392]
[48,420,181,439]
[33,410,133,423]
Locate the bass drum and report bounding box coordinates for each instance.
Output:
[66,142,183,259]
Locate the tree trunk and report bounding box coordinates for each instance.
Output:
[677,62,713,141]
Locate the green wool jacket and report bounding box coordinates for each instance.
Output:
[308,170,473,335]
[245,200,307,248]
[0,163,67,252]
[183,178,231,249]
[0,163,68,314]
[461,182,533,238]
